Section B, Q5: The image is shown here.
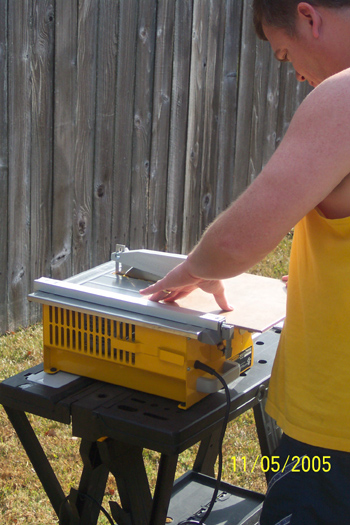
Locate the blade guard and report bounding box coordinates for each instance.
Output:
[113,246,186,280]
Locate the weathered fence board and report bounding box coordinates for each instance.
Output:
[8,0,33,329]
[234,0,259,196]
[51,0,77,281]
[92,0,119,267]
[198,0,227,232]
[112,0,138,249]
[250,38,279,180]
[0,0,311,334]
[216,0,244,215]
[0,0,8,329]
[182,0,211,253]
[72,0,99,274]
[166,0,193,254]
[30,0,55,323]
[130,0,157,249]
[148,0,176,251]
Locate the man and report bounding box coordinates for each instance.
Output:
[141,2,350,522]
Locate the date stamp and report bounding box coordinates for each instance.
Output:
[231,455,332,474]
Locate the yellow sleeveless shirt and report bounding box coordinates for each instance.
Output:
[266,208,350,451]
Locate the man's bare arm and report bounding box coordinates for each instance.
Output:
[141,70,350,304]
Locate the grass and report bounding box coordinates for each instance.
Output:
[0,235,292,524]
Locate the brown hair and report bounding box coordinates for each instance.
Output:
[253,0,350,40]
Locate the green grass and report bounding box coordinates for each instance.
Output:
[0,236,292,524]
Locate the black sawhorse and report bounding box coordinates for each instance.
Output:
[0,328,281,525]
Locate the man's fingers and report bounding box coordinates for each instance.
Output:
[213,292,234,312]
[139,263,233,312]
[163,290,190,302]
[140,282,163,296]
[147,289,173,302]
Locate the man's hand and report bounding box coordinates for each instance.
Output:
[139,261,233,312]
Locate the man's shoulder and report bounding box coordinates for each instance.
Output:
[313,68,350,101]
[293,68,350,127]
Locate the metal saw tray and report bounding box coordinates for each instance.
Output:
[30,260,286,335]
[168,471,264,524]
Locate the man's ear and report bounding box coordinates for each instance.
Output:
[297,2,322,38]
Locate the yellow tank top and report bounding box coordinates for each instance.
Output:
[266,208,350,451]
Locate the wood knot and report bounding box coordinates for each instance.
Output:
[96,184,105,198]
[78,219,87,236]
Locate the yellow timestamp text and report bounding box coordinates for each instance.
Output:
[231,455,332,474]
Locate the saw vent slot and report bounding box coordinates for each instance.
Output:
[46,306,136,365]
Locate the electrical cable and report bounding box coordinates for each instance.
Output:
[79,493,115,525]
[59,491,116,525]
[178,360,232,525]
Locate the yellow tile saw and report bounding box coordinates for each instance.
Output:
[28,245,286,409]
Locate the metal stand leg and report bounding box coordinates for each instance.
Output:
[67,439,110,525]
[148,453,179,525]
[3,407,72,521]
[253,391,282,481]
[192,428,221,477]
[98,439,153,525]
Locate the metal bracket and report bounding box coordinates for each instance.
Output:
[198,323,235,358]
[221,323,235,359]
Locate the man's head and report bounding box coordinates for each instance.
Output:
[253,1,350,87]
[253,0,350,40]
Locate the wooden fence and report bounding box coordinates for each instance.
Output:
[0,0,311,334]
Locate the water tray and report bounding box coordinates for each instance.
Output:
[167,471,264,525]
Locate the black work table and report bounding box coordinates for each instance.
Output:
[0,328,281,525]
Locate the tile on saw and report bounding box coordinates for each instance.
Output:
[174,273,287,333]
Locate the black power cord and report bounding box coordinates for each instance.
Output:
[178,360,232,525]
[59,491,115,525]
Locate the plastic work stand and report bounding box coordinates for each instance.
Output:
[0,328,282,525]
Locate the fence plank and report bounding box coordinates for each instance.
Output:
[249,40,279,180]
[72,0,99,273]
[148,0,176,251]
[182,0,210,254]
[51,0,78,280]
[216,0,244,215]
[233,0,256,198]
[130,0,157,249]
[198,0,226,234]
[29,0,55,323]
[166,0,193,254]
[260,49,281,168]
[0,0,8,331]
[7,0,33,330]
[92,0,119,266]
[112,0,138,249]
[276,64,312,145]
